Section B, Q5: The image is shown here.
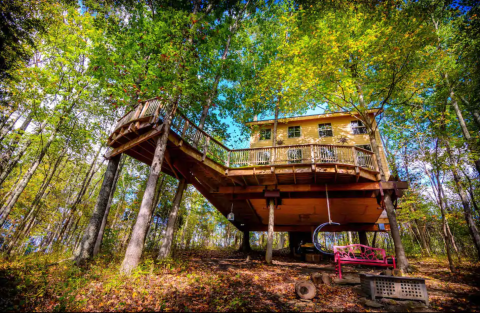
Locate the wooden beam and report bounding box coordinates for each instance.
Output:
[253,168,260,185]
[105,125,163,159]
[216,181,408,194]
[246,199,262,223]
[164,150,179,180]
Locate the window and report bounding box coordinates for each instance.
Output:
[257,151,270,165]
[288,148,303,164]
[318,123,333,137]
[356,144,372,151]
[351,120,367,135]
[260,129,271,141]
[288,126,301,138]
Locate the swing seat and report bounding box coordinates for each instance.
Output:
[333,244,396,279]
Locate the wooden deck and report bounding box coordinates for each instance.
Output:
[106,99,407,232]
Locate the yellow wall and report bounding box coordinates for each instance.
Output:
[249,114,391,178]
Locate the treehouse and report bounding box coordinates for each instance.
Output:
[106,99,407,248]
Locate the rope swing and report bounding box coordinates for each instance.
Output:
[312,184,340,256]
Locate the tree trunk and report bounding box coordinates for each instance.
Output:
[158,178,187,259]
[371,232,378,248]
[240,230,251,252]
[445,144,480,260]
[448,85,480,176]
[359,231,369,246]
[5,153,65,254]
[272,103,280,147]
[0,125,60,227]
[0,112,32,173]
[120,98,178,274]
[93,155,125,256]
[348,231,353,245]
[367,127,409,271]
[57,149,101,241]
[265,199,275,264]
[0,120,47,188]
[73,154,121,265]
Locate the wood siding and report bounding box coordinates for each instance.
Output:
[249,115,391,178]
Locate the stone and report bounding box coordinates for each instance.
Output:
[380,298,397,305]
[384,269,393,276]
[352,285,368,297]
[311,272,322,286]
[333,277,361,285]
[392,269,404,277]
[321,273,331,286]
[364,300,383,308]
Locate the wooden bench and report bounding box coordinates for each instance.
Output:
[333,244,396,279]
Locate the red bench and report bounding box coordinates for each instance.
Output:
[333,244,396,279]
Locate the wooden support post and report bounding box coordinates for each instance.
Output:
[359,231,369,246]
[266,198,275,264]
[372,232,378,248]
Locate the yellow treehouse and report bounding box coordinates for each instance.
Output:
[246,110,390,179]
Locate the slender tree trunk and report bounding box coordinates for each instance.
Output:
[5,154,65,254]
[265,199,275,264]
[445,143,480,260]
[0,113,32,175]
[74,154,121,265]
[0,111,22,144]
[180,207,191,249]
[367,127,409,271]
[0,120,47,188]
[93,155,125,256]
[58,149,101,241]
[158,178,187,259]
[372,232,378,248]
[348,231,353,245]
[448,84,480,176]
[0,126,60,227]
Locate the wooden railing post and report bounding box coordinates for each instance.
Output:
[133,103,143,120]
[202,137,210,161]
[153,100,162,122]
[310,144,315,164]
[270,147,276,165]
[226,151,231,167]
[181,120,189,137]
[352,147,358,167]
[140,101,150,118]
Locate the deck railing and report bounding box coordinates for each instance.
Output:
[113,99,378,171]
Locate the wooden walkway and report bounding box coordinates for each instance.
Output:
[106,99,407,233]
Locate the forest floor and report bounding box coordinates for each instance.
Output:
[0,249,479,312]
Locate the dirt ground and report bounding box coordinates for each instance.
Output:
[0,249,479,312]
